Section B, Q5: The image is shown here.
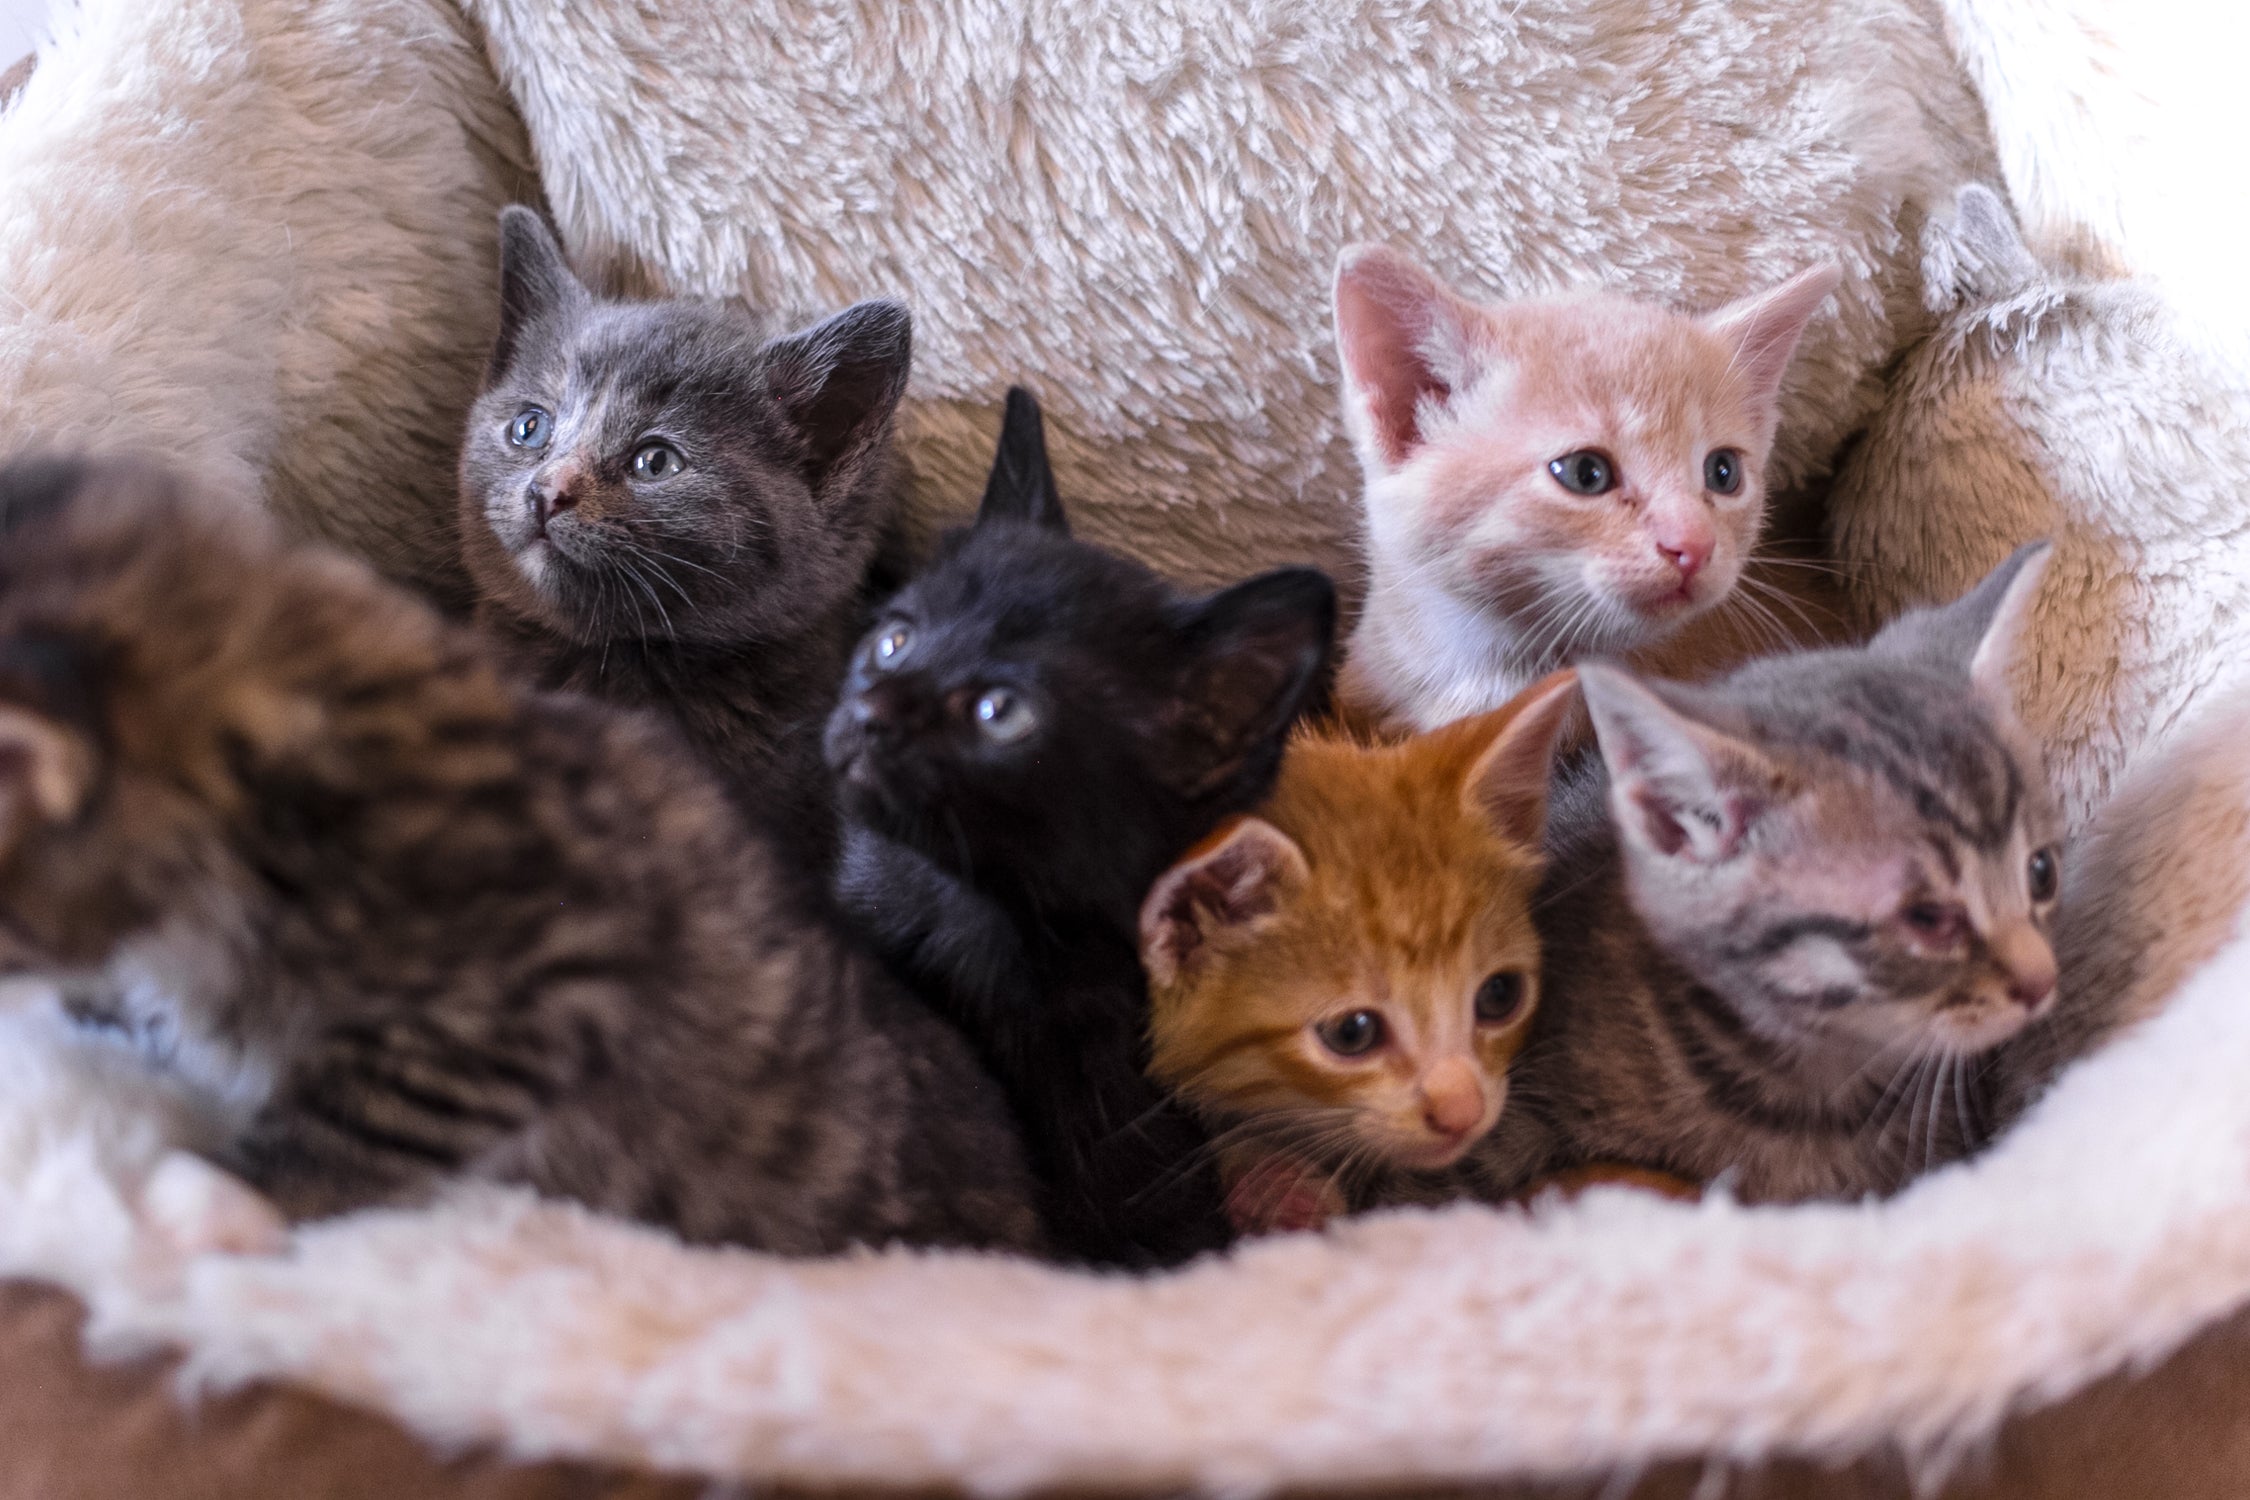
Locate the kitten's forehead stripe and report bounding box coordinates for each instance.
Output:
[1732,660,2027,852]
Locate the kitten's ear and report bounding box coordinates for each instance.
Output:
[0,636,103,846]
[1333,245,1490,476]
[763,299,915,486]
[1167,568,1338,799]
[1581,664,1775,864]
[492,206,590,380]
[1138,817,1310,988]
[1923,185,2042,311]
[1699,263,1840,410]
[1461,669,1580,848]
[1873,541,2052,712]
[976,386,1068,533]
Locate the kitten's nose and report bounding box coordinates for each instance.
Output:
[1419,1057,1487,1139]
[1992,924,2058,1010]
[528,470,583,531]
[848,679,922,740]
[1654,526,1713,582]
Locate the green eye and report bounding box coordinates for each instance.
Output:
[1317,1009,1386,1058]
[1547,450,1616,495]
[507,408,551,449]
[972,687,1037,744]
[1704,447,1744,495]
[1473,971,1527,1025]
[631,441,686,480]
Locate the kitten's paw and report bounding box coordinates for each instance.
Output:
[1224,1155,1345,1236]
[139,1151,290,1257]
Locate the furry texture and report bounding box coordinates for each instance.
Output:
[1827,184,2250,831]
[1334,250,1838,732]
[0,0,2243,1489]
[1,708,2249,1492]
[828,391,1336,1265]
[462,207,913,860]
[1453,552,2066,1204]
[0,0,531,606]
[456,0,1995,589]
[0,460,1040,1255]
[1140,675,1577,1219]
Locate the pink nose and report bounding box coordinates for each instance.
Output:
[1992,924,2058,1010]
[1656,530,1712,581]
[1419,1057,1487,1138]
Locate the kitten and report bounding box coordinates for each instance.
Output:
[0,458,1040,1255]
[460,206,912,862]
[1137,672,1578,1231]
[1332,246,1841,734]
[827,387,1338,1267]
[1453,544,2063,1204]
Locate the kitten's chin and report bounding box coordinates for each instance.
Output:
[1930,999,2043,1055]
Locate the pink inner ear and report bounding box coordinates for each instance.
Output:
[1335,253,1457,469]
[1139,821,1305,985]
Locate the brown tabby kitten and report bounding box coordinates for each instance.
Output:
[1458,545,2064,1203]
[0,458,1039,1254]
[460,207,912,862]
[1138,673,1577,1230]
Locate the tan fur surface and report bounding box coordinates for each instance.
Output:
[457,0,1995,592]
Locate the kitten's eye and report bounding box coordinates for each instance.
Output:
[972,687,1038,744]
[1317,1010,1386,1058]
[2027,846,2060,904]
[1704,447,1744,495]
[869,623,912,670]
[631,441,686,481]
[1473,971,1528,1025]
[507,408,551,450]
[1901,900,1966,944]
[1547,450,1617,495]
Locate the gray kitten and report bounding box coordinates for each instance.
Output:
[1462,545,2064,1203]
[460,206,910,861]
[0,458,1040,1254]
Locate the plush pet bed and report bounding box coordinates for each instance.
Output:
[0,0,2248,1493]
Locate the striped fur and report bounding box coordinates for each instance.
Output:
[1454,547,2067,1203]
[0,460,1040,1254]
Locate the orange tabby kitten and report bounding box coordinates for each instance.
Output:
[1138,672,1578,1232]
[1332,246,1841,734]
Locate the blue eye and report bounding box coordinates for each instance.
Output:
[1704,447,1744,495]
[1474,971,1527,1024]
[507,408,551,449]
[1547,450,1615,495]
[631,441,686,481]
[972,687,1037,744]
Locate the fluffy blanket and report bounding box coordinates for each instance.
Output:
[462,0,1996,585]
[0,0,2247,1491]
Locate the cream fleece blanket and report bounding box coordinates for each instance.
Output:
[1,0,2248,1491]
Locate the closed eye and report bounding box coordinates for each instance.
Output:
[1899,900,1966,945]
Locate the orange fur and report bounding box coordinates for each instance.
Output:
[1333,247,1842,735]
[1140,673,1579,1214]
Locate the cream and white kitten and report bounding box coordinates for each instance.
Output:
[1332,248,1839,733]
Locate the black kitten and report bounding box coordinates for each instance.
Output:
[825,388,1338,1267]
[460,206,911,862]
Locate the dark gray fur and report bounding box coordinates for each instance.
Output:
[0,460,1040,1255]
[460,207,911,862]
[1455,546,2067,1202]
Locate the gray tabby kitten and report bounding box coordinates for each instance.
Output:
[0,458,1039,1254]
[460,206,910,862]
[1463,544,2063,1203]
